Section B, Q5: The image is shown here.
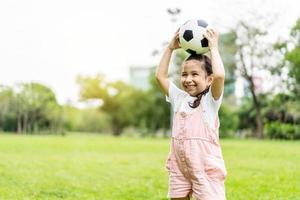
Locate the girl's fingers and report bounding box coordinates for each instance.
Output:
[203,31,210,39]
[206,29,213,36]
[205,28,218,40]
[209,28,218,37]
[208,27,214,32]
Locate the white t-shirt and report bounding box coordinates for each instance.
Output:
[166,81,223,129]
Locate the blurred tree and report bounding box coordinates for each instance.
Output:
[219,103,239,137]
[219,31,238,98]
[63,104,111,133]
[0,86,15,131]
[14,83,63,134]
[146,70,171,136]
[0,83,63,134]
[233,18,284,138]
[77,74,150,136]
[285,18,300,98]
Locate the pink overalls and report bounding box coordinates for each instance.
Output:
[166,101,227,200]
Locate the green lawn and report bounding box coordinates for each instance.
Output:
[0,133,299,200]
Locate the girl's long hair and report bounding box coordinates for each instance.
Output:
[185,54,213,108]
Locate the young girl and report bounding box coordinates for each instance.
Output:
[156,28,227,200]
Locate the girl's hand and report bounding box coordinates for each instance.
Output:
[168,29,180,51]
[203,27,219,50]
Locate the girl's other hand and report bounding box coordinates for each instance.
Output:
[203,27,219,50]
[168,29,180,51]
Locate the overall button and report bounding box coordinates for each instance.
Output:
[177,134,184,138]
[179,128,186,133]
[209,135,218,145]
[179,123,185,127]
[180,112,187,118]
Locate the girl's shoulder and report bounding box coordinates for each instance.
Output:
[202,86,223,111]
[166,81,189,112]
[166,81,188,103]
[200,88,223,130]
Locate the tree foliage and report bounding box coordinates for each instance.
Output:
[285,18,300,98]
[0,83,63,134]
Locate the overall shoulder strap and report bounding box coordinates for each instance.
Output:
[176,95,186,113]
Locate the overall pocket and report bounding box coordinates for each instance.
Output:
[165,154,181,174]
[204,155,227,181]
[165,156,172,171]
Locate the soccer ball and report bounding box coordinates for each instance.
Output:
[179,19,209,54]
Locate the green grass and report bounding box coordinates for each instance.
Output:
[0,133,300,200]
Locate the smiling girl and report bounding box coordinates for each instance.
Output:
[155,28,227,200]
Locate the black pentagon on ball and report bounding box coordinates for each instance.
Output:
[197,20,208,28]
[186,49,197,55]
[201,38,208,47]
[183,30,193,42]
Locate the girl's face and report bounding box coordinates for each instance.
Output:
[181,60,213,97]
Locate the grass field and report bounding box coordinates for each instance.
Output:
[0,133,300,200]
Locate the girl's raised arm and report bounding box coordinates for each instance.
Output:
[204,28,225,100]
[155,31,180,96]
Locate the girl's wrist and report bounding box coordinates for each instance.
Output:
[210,46,219,52]
[167,46,174,51]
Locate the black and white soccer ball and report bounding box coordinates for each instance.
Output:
[179,19,209,54]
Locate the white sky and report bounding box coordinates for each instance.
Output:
[0,0,299,105]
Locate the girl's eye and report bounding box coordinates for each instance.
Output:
[192,73,198,76]
[182,74,187,77]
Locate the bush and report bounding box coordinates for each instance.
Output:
[264,121,300,140]
[219,104,239,138]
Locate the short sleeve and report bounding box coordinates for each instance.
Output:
[208,86,223,111]
[166,81,187,112]
[201,86,223,129]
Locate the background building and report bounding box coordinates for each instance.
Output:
[129,66,155,90]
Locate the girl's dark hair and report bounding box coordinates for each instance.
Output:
[185,54,213,108]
